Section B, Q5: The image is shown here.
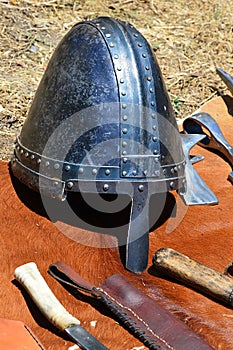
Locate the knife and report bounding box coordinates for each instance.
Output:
[153,248,233,307]
[14,262,109,350]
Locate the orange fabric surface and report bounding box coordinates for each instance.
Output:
[0,95,232,350]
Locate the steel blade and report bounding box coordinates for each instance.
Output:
[179,134,218,205]
[65,325,108,350]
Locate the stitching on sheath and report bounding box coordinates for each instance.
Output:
[97,288,174,350]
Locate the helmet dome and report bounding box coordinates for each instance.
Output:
[11,17,186,272]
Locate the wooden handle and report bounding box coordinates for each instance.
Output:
[14,262,80,330]
[153,248,233,306]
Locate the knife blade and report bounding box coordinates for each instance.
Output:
[14,262,109,350]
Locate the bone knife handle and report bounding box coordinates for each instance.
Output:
[153,248,233,306]
[14,262,80,330]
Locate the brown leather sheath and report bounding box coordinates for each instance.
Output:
[49,262,214,350]
[0,318,45,349]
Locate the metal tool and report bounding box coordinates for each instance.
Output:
[183,112,233,183]
[179,133,218,205]
[190,155,204,164]
[14,262,109,350]
[216,68,233,95]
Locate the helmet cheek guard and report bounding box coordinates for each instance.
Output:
[11,17,215,273]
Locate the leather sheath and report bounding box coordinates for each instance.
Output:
[0,318,45,349]
[49,262,214,350]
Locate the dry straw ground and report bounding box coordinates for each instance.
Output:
[0,0,232,160]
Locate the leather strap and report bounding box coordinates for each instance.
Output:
[49,261,100,296]
[49,262,214,350]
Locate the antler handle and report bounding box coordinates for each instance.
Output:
[14,262,80,330]
[153,248,233,306]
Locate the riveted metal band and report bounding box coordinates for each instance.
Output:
[11,152,185,200]
[14,136,120,182]
[93,18,160,178]
[14,135,185,183]
[11,155,66,200]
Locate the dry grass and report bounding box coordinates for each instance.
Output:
[0,0,232,159]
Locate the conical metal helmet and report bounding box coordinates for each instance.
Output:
[11,17,187,273]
